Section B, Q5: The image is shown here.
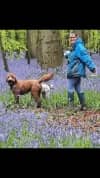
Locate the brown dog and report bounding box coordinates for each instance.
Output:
[6,72,54,107]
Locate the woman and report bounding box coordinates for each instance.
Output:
[64,32,96,110]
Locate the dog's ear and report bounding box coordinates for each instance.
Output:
[12,74,17,83]
[14,77,17,83]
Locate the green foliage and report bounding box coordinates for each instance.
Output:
[0,90,15,109]
[42,90,100,110]
[0,91,33,109]
[73,137,92,148]
[0,89,100,110]
[0,89,99,148]
[42,90,68,109]
[57,135,93,148]
[6,30,16,39]
[0,124,41,148]
[0,30,100,58]
[0,30,27,57]
[60,30,70,50]
[60,30,100,51]
[85,90,100,108]
[0,125,93,148]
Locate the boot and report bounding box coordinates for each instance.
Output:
[77,92,87,111]
[67,92,74,110]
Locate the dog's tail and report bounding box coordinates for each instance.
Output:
[38,72,54,83]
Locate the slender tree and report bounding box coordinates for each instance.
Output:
[0,31,9,72]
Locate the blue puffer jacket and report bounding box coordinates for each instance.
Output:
[65,37,96,78]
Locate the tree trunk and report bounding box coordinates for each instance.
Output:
[26,30,31,64]
[26,30,39,59]
[36,30,63,69]
[0,33,9,72]
[2,51,9,72]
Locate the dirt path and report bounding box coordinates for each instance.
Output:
[33,107,100,134]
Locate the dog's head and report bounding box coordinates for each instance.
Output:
[6,73,17,87]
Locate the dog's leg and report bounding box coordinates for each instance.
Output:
[42,91,46,99]
[46,91,50,98]
[14,95,19,104]
[31,91,41,108]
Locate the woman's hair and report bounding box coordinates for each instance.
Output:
[69,30,80,37]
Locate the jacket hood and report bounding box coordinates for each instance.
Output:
[72,37,84,49]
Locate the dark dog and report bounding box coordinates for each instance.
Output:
[6,72,54,107]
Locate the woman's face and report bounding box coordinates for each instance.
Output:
[69,33,77,45]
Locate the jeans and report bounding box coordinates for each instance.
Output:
[67,77,83,93]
